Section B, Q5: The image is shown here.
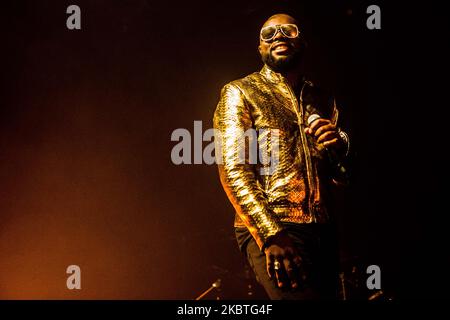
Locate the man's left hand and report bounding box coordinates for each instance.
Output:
[305,118,344,151]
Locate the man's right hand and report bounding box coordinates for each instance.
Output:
[264,233,304,289]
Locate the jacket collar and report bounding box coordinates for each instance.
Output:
[260,64,307,87]
[260,64,284,83]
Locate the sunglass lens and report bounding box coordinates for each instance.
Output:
[261,26,277,40]
[281,25,298,38]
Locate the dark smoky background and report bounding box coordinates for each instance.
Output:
[0,0,448,299]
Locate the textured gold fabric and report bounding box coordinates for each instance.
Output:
[213,65,345,250]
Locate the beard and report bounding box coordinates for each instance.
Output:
[262,50,302,73]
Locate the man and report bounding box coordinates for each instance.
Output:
[213,13,350,299]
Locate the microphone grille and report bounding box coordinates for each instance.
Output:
[307,114,321,126]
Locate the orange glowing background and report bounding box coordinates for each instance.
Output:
[1,0,448,299]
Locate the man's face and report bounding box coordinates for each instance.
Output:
[258,15,304,72]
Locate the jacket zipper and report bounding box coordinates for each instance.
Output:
[285,81,317,222]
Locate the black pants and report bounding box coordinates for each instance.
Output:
[236,223,339,300]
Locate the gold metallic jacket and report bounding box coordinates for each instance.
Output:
[213,65,349,250]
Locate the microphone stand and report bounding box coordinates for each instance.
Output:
[195,279,221,300]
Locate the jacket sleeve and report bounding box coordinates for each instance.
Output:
[329,98,352,186]
[304,84,351,185]
[213,83,283,250]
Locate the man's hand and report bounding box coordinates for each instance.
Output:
[305,118,344,152]
[264,233,304,289]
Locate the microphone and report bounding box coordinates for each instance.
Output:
[306,114,349,181]
[306,113,340,162]
[306,114,322,127]
[306,114,326,152]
